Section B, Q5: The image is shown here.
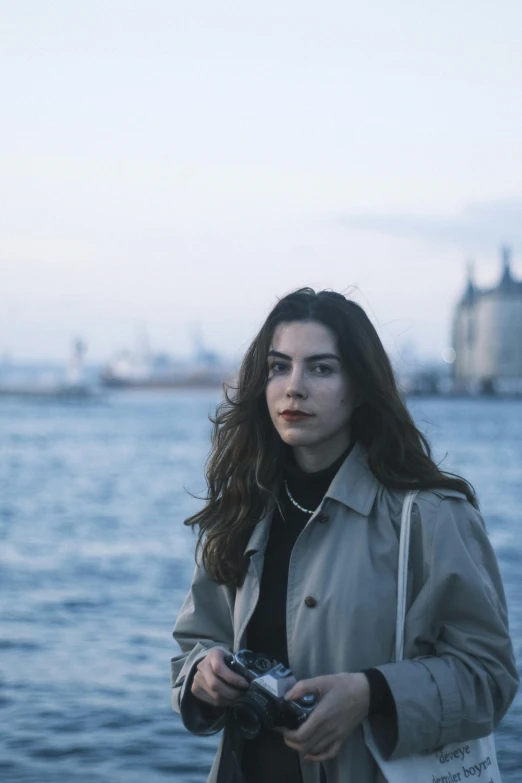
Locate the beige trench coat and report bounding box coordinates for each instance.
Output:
[171,442,519,783]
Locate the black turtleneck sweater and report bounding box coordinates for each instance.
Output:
[241,448,397,783]
[246,447,349,666]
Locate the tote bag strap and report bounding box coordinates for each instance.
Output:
[395,490,419,663]
[365,488,502,783]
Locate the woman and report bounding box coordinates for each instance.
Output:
[171,288,518,783]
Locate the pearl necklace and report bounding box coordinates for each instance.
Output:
[284,480,316,514]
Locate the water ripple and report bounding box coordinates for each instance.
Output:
[1,393,520,781]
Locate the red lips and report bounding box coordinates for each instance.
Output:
[280,410,313,421]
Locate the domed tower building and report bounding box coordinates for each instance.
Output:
[453,246,522,393]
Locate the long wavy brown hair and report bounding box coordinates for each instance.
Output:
[185,288,477,586]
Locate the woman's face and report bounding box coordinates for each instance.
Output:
[265,320,357,471]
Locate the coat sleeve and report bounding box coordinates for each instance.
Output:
[369,493,519,760]
[171,561,236,735]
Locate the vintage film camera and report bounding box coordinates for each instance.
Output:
[225,649,317,739]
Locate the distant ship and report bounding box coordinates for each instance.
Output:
[0,340,100,400]
[99,333,234,390]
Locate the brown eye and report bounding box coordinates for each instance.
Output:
[268,361,288,374]
[312,364,333,375]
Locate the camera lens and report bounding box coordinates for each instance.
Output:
[232,686,279,739]
[232,702,262,739]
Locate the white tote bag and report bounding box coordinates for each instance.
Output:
[363,490,501,783]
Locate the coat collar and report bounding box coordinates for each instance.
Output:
[325,440,380,516]
[244,442,379,556]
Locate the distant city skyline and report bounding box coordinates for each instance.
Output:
[2,1,521,364]
[2,242,519,368]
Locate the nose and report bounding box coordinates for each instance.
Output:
[285,365,307,399]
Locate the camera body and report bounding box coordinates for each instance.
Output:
[226,649,317,739]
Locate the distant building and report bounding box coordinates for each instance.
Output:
[453,246,522,393]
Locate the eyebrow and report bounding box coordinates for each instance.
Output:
[267,350,341,362]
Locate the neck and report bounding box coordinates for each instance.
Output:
[292,430,352,473]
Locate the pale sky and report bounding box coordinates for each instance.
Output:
[1,0,521,365]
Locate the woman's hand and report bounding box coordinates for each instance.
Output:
[281,673,370,762]
[191,648,249,708]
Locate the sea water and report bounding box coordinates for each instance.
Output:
[0,392,520,782]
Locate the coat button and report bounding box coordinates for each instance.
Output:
[316,512,329,524]
[304,596,317,608]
